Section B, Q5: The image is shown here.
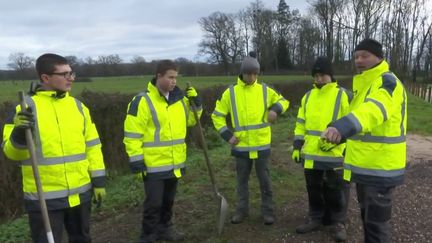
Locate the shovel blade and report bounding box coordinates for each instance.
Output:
[217,193,229,235]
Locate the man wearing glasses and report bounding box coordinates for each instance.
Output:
[2,53,106,243]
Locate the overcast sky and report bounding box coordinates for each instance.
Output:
[0,0,308,70]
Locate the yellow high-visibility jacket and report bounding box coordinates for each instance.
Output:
[123,81,202,179]
[2,91,105,212]
[212,77,289,159]
[294,82,351,170]
[331,61,407,186]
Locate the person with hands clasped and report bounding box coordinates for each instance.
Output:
[2,53,106,243]
[123,60,202,243]
[212,52,289,225]
[292,57,350,242]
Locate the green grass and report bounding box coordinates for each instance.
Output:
[0,74,345,103]
[407,93,432,135]
[1,78,431,242]
[0,114,301,242]
[0,216,29,243]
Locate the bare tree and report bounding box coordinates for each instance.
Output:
[310,0,345,60]
[8,52,34,73]
[198,11,244,74]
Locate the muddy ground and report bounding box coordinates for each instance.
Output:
[90,134,432,243]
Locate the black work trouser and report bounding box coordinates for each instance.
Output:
[356,184,394,243]
[141,177,178,238]
[304,169,347,225]
[28,200,92,243]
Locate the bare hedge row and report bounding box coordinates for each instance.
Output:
[0,79,350,221]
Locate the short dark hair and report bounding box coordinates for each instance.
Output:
[155,59,178,77]
[36,53,68,81]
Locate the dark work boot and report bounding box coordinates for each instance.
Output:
[231,211,248,224]
[295,219,321,234]
[263,214,275,225]
[330,222,347,242]
[157,226,185,241]
[137,233,157,243]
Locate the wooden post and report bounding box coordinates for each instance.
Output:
[428,85,432,103]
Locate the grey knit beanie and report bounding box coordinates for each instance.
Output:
[240,51,260,74]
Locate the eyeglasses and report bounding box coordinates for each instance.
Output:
[50,71,76,79]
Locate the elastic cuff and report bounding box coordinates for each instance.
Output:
[220,129,233,142]
[11,128,27,146]
[130,160,146,173]
[330,115,361,140]
[91,176,106,188]
[293,139,305,150]
[270,103,283,115]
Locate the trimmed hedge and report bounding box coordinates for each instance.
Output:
[0,79,351,221]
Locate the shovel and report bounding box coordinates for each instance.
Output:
[18,91,55,243]
[186,83,228,235]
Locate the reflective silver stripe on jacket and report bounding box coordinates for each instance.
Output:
[139,93,187,148]
[296,118,305,124]
[22,153,87,166]
[129,154,144,162]
[218,126,229,134]
[294,135,304,140]
[233,144,271,152]
[365,98,387,121]
[143,139,185,147]
[235,123,270,132]
[303,91,311,114]
[90,169,106,177]
[74,98,85,135]
[306,130,323,136]
[22,96,88,166]
[124,132,143,138]
[344,164,405,177]
[349,81,406,145]
[24,183,92,200]
[146,162,186,173]
[262,83,268,122]
[86,138,101,147]
[349,134,406,144]
[332,89,343,121]
[140,92,161,143]
[213,110,225,117]
[400,89,407,136]
[304,154,344,162]
[180,99,189,124]
[229,85,240,128]
[229,84,269,132]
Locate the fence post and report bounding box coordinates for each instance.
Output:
[428,85,432,103]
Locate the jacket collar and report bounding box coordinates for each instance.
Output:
[353,60,389,93]
[147,81,184,105]
[35,90,69,99]
[313,82,337,91]
[237,75,258,87]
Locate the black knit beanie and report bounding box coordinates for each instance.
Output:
[311,56,333,78]
[354,38,383,58]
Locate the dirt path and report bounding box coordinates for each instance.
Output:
[90,134,432,243]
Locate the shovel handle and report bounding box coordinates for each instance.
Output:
[18,91,54,243]
[186,83,218,194]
